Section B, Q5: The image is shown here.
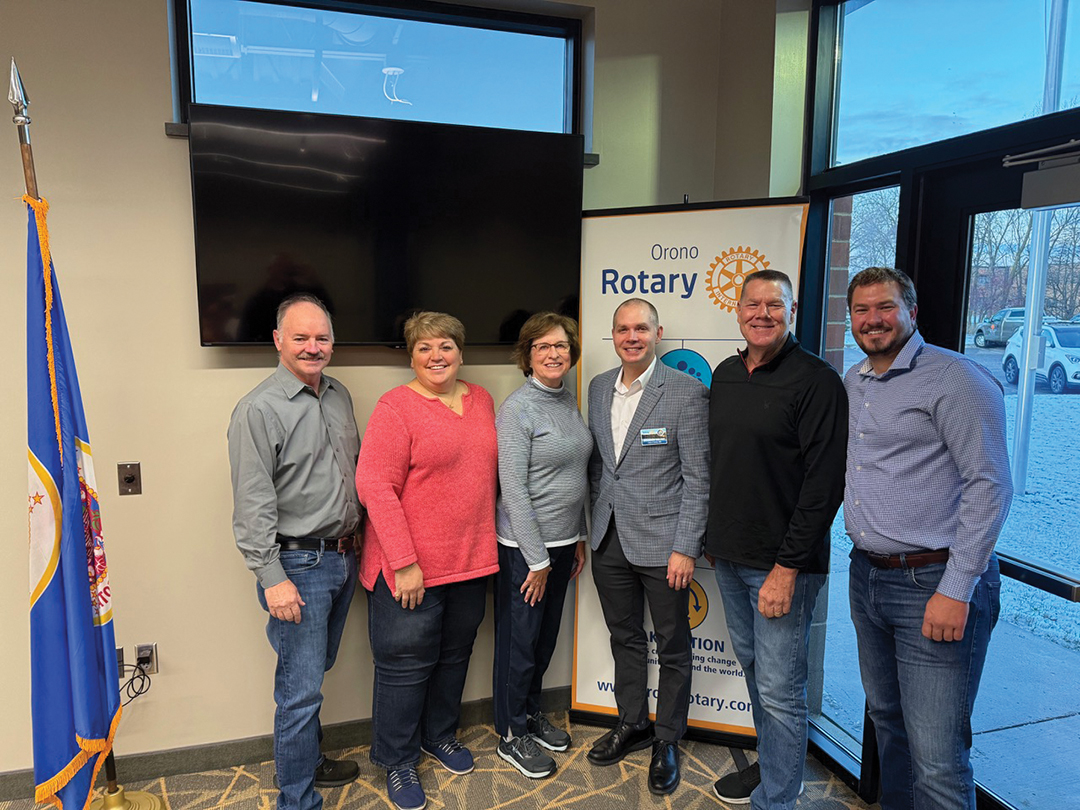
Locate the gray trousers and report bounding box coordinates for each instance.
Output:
[592,520,692,742]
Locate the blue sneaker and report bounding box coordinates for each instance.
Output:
[421,737,474,774]
[386,767,425,810]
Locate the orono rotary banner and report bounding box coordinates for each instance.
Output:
[573,199,808,740]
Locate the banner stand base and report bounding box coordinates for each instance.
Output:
[569,709,757,750]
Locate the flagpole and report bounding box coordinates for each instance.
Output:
[8,58,38,200]
[92,751,163,810]
[11,57,163,810]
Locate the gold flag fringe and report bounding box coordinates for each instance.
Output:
[35,706,123,810]
[24,195,62,464]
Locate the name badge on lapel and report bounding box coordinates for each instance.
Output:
[640,428,668,446]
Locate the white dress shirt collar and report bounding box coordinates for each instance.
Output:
[615,355,658,395]
[611,356,658,458]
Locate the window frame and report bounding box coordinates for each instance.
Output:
[171,0,583,133]
[808,0,1080,179]
[803,0,1080,403]
[803,3,1080,804]
[804,2,1080,569]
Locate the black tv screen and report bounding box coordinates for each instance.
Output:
[187,104,584,345]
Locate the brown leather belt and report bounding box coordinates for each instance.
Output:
[277,535,356,553]
[863,548,949,569]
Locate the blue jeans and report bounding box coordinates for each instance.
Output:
[257,546,357,810]
[492,543,576,738]
[713,561,825,810]
[367,574,487,769]
[849,550,1000,810]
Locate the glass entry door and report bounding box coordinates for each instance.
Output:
[807,185,1080,809]
[808,185,900,793]
[961,203,1080,810]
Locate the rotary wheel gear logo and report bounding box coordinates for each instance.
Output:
[706,246,770,311]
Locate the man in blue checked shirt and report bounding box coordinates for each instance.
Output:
[844,267,1012,810]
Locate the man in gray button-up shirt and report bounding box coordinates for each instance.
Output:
[228,294,361,810]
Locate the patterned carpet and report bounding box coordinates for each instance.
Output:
[1,716,877,810]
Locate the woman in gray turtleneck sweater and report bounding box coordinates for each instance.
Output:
[492,312,593,780]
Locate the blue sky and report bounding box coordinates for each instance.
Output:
[835,0,1080,164]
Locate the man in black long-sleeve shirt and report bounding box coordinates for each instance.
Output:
[706,270,847,809]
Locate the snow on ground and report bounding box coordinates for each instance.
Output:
[998,394,1080,650]
[835,342,1080,651]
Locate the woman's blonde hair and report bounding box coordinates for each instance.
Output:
[403,311,466,354]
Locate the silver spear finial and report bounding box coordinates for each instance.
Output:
[9,58,39,199]
[9,58,30,125]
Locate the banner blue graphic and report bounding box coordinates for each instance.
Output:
[26,197,121,810]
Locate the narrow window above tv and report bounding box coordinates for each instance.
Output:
[178,0,581,134]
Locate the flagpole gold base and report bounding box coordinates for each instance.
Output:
[89,785,164,810]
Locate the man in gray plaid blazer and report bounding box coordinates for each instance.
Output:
[585,298,710,796]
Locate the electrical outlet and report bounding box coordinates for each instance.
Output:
[116,647,124,670]
[135,643,158,674]
[117,462,142,496]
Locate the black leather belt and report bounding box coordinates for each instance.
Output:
[863,548,949,569]
[277,535,356,553]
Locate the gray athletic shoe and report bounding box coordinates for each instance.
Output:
[498,735,557,779]
[527,712,572,752]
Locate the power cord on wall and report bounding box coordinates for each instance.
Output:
[118,662,152,706]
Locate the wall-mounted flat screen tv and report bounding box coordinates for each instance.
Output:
[188,104,584,345]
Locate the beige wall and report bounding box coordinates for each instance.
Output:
[770,0,811,197]
[0,0,775,772]
[713,0,777,200]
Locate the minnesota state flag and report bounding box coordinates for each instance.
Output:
[26,196,121,810]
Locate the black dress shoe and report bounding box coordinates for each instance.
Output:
[314,757,360,787]
[586,722,654,765]
[273,757,360,790]
[648,740,680,795]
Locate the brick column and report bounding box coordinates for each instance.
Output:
[807,196,853,717]
[823,195,852,374]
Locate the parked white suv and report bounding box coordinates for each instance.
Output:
[1002,324,1080,394]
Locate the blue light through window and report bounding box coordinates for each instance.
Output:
[833,0,1079,165]
[187,0,572,133]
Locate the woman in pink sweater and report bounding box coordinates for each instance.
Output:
[355,311,498,810]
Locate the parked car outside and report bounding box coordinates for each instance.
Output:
[1001,323,1080,394]
[975,307,1025,347]
[975,308,1064,346]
